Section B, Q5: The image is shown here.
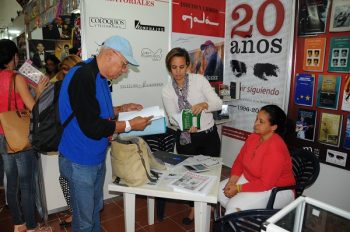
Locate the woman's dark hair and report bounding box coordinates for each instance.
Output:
[45,54,60,66]
[45,54,60,74]
[0,39,19,69]
[260,104,287,136]
[165,47,190,72]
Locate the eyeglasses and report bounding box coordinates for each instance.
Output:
[113,51,129,70]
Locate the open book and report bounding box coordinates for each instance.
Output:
[18,60,44,85]
[173,109,201,131]
[118,106,166,137]
[168,171,216,195]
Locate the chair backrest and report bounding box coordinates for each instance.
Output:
[213,209,279,232]
[290,148,320,197]
[142,127,176,152]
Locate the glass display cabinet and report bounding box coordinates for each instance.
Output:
[262,196,350,232]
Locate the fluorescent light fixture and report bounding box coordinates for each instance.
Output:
[71,9,80,14]
[8,29,21,35]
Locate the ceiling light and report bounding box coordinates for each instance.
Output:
[71,9,80,14]
[8,29,21,35]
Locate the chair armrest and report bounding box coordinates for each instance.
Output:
[266,185,296,209]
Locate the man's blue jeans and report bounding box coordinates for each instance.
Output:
[59,155,105,232]
[1,149,37,229]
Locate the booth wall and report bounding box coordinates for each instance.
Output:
[304,164,350,212]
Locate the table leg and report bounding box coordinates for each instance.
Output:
[147,197,155,225]
[194,202,211,232]
[124,193,136,232]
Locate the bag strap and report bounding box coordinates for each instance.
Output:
[61,61,95,129]
[7,73,17,111]
[62,112,74,129]
[134,139,157,183]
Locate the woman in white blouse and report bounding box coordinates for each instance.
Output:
[162,47,222,224]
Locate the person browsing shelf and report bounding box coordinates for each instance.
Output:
[161,47,222,225]
[44,54,60,80]
[52,54,82,83]
[218,105,295,215]
[46,54,82,228]
[58,35,152,231]
[0,39,49,232]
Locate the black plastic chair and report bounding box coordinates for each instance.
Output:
[142,127,176,221]
[266,147,320,209]
[213,147,320,232]
[213,209,279,232]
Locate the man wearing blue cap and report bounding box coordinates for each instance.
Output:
[58,35,152,231]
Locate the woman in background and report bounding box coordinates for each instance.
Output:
[218,105,295,215]
[44,54,60,80]
[0,39,48,232]
[162,47,222,224]
[51,54,81,83]
[52,54,82,228]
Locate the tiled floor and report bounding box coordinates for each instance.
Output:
[0,166,231,232]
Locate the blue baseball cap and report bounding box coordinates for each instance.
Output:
[102,35,139,66]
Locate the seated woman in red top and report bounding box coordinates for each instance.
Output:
[218,105,295,215]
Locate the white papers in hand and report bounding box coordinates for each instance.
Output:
[118,106,165,121]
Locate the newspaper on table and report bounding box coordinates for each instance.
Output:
[18,60,44,85]
[168,171,216,195]
[180,155,222,172]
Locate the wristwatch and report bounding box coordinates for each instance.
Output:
[124,120,131,132]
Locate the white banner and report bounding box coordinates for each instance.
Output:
[171,0,226,86]
[224,0,295,134]
[80,0,170,107]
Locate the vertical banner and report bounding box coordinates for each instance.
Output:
[80,0,169,107]
[171,0,226,86]
[224,0,295,138]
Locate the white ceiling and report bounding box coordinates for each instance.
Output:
[0,0,23,28]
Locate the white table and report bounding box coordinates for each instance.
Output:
[108,164,222,232]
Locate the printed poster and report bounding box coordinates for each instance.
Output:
[296,108,317,141]
[326,149,347,167]
[318,112,342,147]
[329,0,350,32]
[341,76,350,111]
[223,0,295,136]
[172,0,226,86]
[294,73,315,107]
[344,115,350,150]
[316,75,341,110]
[297,0,330,36]
[80,0,170,108]
[328,36,350,73]
[302,37,326,72]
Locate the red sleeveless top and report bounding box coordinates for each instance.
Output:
[0,70,26,134]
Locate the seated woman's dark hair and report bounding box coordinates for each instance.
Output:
[165,47,190,72]
[0,39,19,69]
[260,104,287,136]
